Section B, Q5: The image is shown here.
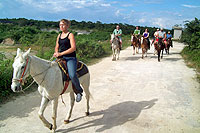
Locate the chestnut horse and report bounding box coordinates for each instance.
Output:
[131,34,140,55]
[154,38,165,62]
[165,38,172,54]
[141,37,149,59]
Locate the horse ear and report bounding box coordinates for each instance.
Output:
[17,48,21,56]
[23,48,31,59]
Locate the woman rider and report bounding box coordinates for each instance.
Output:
[143,29,150,49]
[53,19,83,102]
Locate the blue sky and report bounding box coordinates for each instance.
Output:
[0,0,200,29]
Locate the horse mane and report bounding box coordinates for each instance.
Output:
[30,55,52,67]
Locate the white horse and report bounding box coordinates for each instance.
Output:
[11,48,91,132]
[111,34,120,61]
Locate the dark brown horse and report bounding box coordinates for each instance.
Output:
[165,38,172,54]
[154,38,165,62]
[131,34,140,55]
[141,37,148,59]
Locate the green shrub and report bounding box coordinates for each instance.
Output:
[0,54,14,101]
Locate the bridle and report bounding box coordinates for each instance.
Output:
[12,57,30,84]
[12,56,52,91]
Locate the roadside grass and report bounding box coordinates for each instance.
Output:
[85,35,131,65]
[181,46,200,83]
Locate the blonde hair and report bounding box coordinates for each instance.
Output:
[60,19,71,27]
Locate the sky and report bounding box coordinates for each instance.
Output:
[0,0,200,29]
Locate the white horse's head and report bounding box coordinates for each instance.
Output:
[11,48,31,92]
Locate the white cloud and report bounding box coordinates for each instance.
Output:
[152,18,166,28]
[138,18,146,23]
[115,10,121,17]
[15,0,108,12]
[122,4,133,7]
[182,4,200,8]
[101,3,111,7]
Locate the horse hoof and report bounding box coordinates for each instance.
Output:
[49,124,53,130]
[85,112,90,116]
[64,120,70,124]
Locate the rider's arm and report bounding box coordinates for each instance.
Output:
[117,29,122,36]
[54,34,60,53]
[147,33,149,38]
[113,29,116,35]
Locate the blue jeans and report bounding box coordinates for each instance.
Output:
[63,57,83,94]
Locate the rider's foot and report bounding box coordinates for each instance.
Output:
[76,93,82,102]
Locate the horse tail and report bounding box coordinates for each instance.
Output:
[79,62,94,101]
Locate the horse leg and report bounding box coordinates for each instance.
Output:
[81,74,90,116]
[114,49,116,61]
[38,96,52,130]
[168,46,170,54]
[52,98,58,131]
[136,46,139,54]
[158,50,160,62]
[112,49,115,61]
[165,45,167,54]
[133,46,135,55]
[161,49,164,59]
[117,49,120,60]
[154,45,157,55]
[142,49,144,59]
[145,49,147,57]
[64,91,75,124]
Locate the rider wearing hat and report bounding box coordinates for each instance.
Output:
[158,28,166,44]
[166,31,173,47]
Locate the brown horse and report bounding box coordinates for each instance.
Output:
[141,37,148,59]
[131,34,140,55]
[154,38,165,62]
[165,38,172,54]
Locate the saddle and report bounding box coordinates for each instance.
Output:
[56,58,89,95]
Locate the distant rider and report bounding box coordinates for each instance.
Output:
[133,26,141,47]
[166,31,173,47]
[152,28,159,44]
[143,28,150,49]
[158,28,166,45]
[111,25,122,50]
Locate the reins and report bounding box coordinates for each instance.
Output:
[19,57,29,83]
[19,56,54,92]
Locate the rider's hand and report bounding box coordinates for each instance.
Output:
[53,52,61,58]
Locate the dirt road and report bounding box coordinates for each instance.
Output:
[0,42,200,133]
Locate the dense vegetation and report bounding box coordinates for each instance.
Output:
[181,18,200,81]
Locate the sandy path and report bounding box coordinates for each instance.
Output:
[0,42,200,133]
